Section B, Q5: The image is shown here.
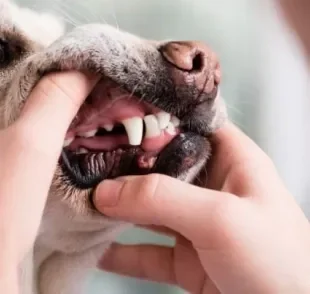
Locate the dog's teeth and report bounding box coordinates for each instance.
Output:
[78,129,97,138]
[144,115,161,138]
[77,148,88,154]
[156,111,171,130]
[122,117,143,145]
[171,116,180,127]
[63,137,74,147]
[165,122,177,135]
[103,124,114,132]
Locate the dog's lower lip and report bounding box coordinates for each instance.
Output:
[60,146,160,190]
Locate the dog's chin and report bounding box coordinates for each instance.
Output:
[59,76,211,190]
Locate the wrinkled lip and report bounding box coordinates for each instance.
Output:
[60,77,183,189]
[60,146,160,189]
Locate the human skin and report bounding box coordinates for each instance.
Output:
[0,71,99,293]
[94,122,310,294]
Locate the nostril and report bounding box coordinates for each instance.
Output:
[159,42,207,73]
[159,41,221,99]
[191,52,204,72]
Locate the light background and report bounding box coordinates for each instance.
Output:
[14,0,310,293]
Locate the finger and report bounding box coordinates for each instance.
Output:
[205,122,280,192]
[210,122,273,172]
[16,71,99,152]
[93,174,230,242]
[0,71,98,257]
[138,225,181,238]
[100,243,177,285]
[100,243,216,294]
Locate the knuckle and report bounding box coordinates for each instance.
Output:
[40,74,68,97]
[37,73,79,109]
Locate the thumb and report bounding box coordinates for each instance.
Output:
[15,71,99,148]
[93,174,229,241]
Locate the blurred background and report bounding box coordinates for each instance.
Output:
[13,0,310,293]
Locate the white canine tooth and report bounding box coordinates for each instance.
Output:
[79,129,97,138]
[165,122,177,135]
[122,117,143,145]
[63,137,74,147]
[77,148,88,154]
[156,111,171,130]
[171,116,180,127]
[103,124,114,132]
[144,115,161,138]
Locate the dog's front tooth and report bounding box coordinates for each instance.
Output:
[122,117,143,145]
[63,137,74,147]
[165,122,177,135]
[77,148,88,154]
[156,111,171,130]
[78,129,97,138]
[103,124,114,132]
[171,116,180,127]
[144,115,161,138]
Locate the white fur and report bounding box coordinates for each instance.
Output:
[9,2,66,47]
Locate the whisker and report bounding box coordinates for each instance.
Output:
[50,5,81,27]
[72,0,110,25]
[57,0,90,24]
[110,4,120,30]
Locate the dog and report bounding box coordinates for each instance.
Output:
[0,1,227,293]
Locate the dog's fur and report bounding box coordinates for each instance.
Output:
[0,1,227,293]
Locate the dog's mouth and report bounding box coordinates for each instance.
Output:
[60,77,184,189]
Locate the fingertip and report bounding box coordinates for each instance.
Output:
[19,71,100,132]
[93,180,124,210]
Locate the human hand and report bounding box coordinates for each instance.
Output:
[0,71,98,269]
[93,122,310,294]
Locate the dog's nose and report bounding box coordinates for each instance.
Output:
[159,41,221,100]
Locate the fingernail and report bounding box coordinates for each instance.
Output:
[94,180,123,209]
